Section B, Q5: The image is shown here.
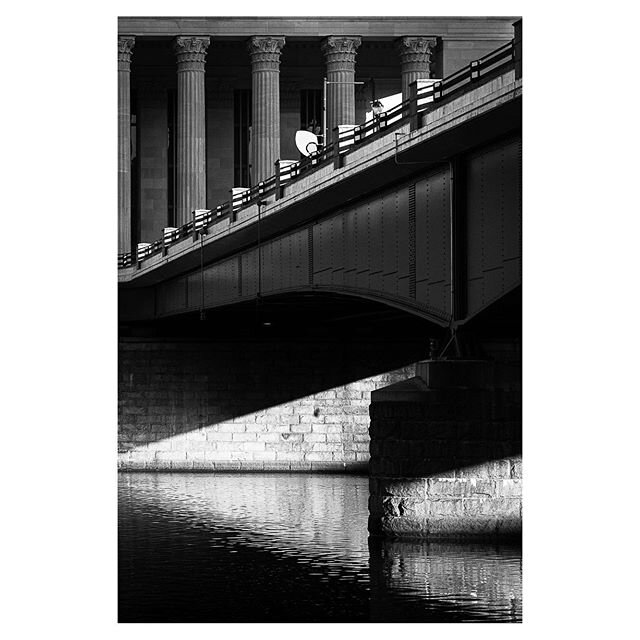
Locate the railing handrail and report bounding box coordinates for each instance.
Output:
[119,39,516,269]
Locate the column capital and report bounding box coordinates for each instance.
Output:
[174,36,210,68]
[321,36,362,64]
[247,36,286,65]
[395,36,437,65]
[118,36,135,71]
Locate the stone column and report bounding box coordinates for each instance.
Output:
[118,36,135,254]
[396,37,437,102]
[173,36,210,226]
[321,36,361,138]
[247,36,285,185]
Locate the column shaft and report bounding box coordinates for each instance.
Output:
[321,37,361,137]
[396,37,437,102]
[118,37,135,254]
[174,36,210,226]
[247,36,285,185]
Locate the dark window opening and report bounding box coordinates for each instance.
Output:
[300,89,322,135]
[234,90,251,188]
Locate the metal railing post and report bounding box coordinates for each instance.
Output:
[332,127,342,169]
[409,81,419,131]
[229,190,236,223]
[274,160,281,200]
[191,210,199,241]
[470,60,480,82]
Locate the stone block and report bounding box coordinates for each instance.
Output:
[377,478,426,497]
[496,479,522,498]
[127,449,156,462]
[286,423,310,434]
[288,461,313,471]
[310,423,329,433]
[212,461,243,471]
[427,516,498,538]
[245,423,269,433]
[206,432,233,442]
[250,451,277,461]
[306,452,333,462]
[153,459,174,470]
[427,478,496,498]
[260,432,284,443]
[190,460,215,471]
[217,423,245,433]
[378,515,429,537]
[185,450,208,461]
[156,451,186,462]
[510,458,523,478]
[464,497,520,518]
[243,441,266,452]
[214,441,239,452]
[427,498,466,517]
[231,432,259,442]
[455,459,511,479]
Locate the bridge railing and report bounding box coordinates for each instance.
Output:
[119,40,516,269]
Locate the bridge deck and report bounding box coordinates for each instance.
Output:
[119,68,521,290]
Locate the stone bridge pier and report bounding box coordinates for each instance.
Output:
[368,357,522,540]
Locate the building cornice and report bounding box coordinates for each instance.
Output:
[118,16,519,41]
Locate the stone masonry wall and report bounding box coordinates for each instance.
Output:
[368,360,522,539]
[119,338,421,471]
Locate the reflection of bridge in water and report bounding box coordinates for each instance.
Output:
[119,473,521,622]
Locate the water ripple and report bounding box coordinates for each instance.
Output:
[119,473,521,622]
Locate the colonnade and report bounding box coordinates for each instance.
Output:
[117,34,437,253]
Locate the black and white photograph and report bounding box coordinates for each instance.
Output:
[5,1,638,635]
[117,13,522,623]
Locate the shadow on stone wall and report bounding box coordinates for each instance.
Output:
[118,336,425,467]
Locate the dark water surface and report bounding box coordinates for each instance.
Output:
[119,473,521,623]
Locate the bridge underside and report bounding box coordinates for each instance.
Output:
[121,128,521,331]
[118,70,522,540]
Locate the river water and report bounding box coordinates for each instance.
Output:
[119,473,521,622]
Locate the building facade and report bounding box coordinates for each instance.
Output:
[118,16,517,255]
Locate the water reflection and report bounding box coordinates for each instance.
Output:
[119,473,521,622]
[368,540,521,622]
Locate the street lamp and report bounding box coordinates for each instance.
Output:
[370,99,384,116]
[370,99,384,132]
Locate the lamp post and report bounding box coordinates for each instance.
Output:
[370,99,384,132]
[322,77,365,148]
